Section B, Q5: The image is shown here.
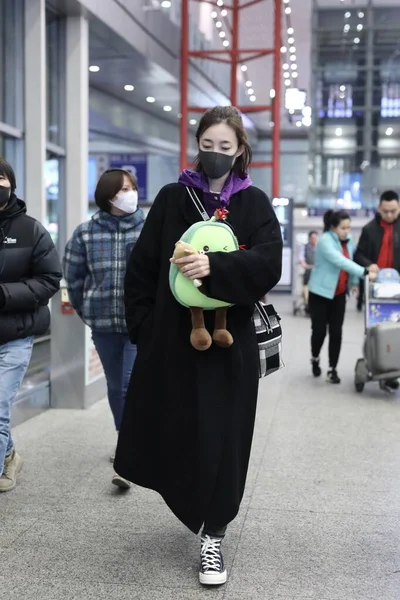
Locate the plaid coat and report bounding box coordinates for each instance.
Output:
[63,209,145,333]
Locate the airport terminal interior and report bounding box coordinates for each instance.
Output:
[2,0,400,598]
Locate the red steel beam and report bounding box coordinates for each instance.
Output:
[251,162,273,168]
[188,105,272,113]
[230,0,239,106]
[272,0,282,198]
[180,0,189,171]
[189,49,273,58]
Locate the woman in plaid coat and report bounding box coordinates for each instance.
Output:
[63,169,145,489]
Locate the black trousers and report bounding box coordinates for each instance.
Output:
[308,292,347,369]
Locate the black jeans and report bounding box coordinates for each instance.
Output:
[308,292,347,369]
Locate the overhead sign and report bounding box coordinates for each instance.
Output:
[109,154,148,202]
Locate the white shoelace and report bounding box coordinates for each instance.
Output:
[201,535,223,572]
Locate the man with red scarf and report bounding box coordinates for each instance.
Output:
[355,190,400,389]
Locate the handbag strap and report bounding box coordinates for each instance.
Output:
[256,300,273,333]
[186,186,209,222]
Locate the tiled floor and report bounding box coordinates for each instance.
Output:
[2,297,400,599]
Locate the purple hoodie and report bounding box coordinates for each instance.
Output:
[178,169,252,218]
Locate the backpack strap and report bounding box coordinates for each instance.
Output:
[186,186,209,222]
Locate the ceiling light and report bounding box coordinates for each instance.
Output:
[288,37,294,44]
[177,112,182,118]
[335,127,342,136]
[283,0,289,3]
[296,121,302,128]
[283,72,290,79]
[221,8,228,16]
[249,95,256,102]
[339,85,346,92]
[247,88,254,94]
[241,65,247,71]
[163,105,172,112]
[290,55,297,62]
[284,80,291,87]
[303,106,312,117]
[290,63,297,70]
[289,109,294,114]
[89,65,100,72]
[386,127,394,136]
[246,80,252,87]
[124,84,134,91]
[223,40,229,47]
[190,119,197,125]
[287,27,294,35]
[292,72,298,78]
[211,10,217,18]
[344,24,350,32]
[285,7,291,14]
[283,63,289,70]
[146,96,156,103]
[289,46,296,53]
[216,21,222,28]
[280,46,287,53]
[219,31,226,38]
[160,0,171,7]
[217,0,223,5]
[354,37,360,44]
[357,24,363,31]
[345,12,351,19]
[358,11,364,18]
[270,89,276,98]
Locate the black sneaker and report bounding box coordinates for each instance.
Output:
[326,369,341,384]
[385,379,399,390]
[311,358,321,377]
[199,535,227,586]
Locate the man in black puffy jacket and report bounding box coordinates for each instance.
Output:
[0,157,62,492]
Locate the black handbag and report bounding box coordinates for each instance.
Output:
[186,187,284,378]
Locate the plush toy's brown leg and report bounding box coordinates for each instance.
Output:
[190,307,212,351]
[213,307,234,348]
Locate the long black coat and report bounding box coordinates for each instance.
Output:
[354,213,400,272]
[115,183,282,533]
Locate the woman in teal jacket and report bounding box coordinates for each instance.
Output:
[308,210,378,383]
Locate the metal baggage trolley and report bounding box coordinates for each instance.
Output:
[354,274,400,393]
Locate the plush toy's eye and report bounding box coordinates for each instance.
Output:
[203,245,210,252]
[199,250,205,255]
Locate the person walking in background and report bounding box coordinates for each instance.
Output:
[354,189,400,388]
[63,168,145,489]
[308,209,378,384]
[299,230,318,313]
[115,106,282,586]
[0,158,62,493]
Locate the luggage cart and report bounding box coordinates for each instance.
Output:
[354,274,400,393]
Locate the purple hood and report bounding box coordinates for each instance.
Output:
[178,169,252,218]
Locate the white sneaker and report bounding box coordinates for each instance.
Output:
[199,535,227,586]
[0,450,23,493]
[111,472,132,490]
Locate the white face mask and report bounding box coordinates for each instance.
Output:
[111,190,138,214]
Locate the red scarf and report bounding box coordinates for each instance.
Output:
[335,241,350,296]
[377,220,394,269]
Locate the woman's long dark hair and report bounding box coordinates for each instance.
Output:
[323,209,350,232]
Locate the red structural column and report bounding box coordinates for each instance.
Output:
[272,0,282,198]
[180,0,189,172]
[180,0,282,197]
[230,0,239,107]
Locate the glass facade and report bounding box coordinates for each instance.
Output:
[309,4,400,212]
[0,0,24,129]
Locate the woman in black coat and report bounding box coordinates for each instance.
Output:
[114,106,282,586]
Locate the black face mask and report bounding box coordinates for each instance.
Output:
[199,150,236,180]
[0,186,10,209]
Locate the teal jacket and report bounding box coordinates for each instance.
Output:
[308,231,365,299]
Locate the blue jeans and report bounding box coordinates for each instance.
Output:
[0,337,34,476]
[91,331,137,431]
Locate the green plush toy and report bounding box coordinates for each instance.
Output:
[169,209,239,351]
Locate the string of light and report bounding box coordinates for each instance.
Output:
[211,3,257,103]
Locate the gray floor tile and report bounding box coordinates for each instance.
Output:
[229,508,400,599]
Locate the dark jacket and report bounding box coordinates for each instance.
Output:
[354,213,400,272]
[114,182,282,533]
[0,194,62,344]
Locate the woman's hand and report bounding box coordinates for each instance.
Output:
[351,286,359,297]
[368,270,378,282]
[175,254,211,280]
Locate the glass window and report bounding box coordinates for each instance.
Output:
[0,0,24,128]
[46,9,66,146]
[45,152,60,247]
